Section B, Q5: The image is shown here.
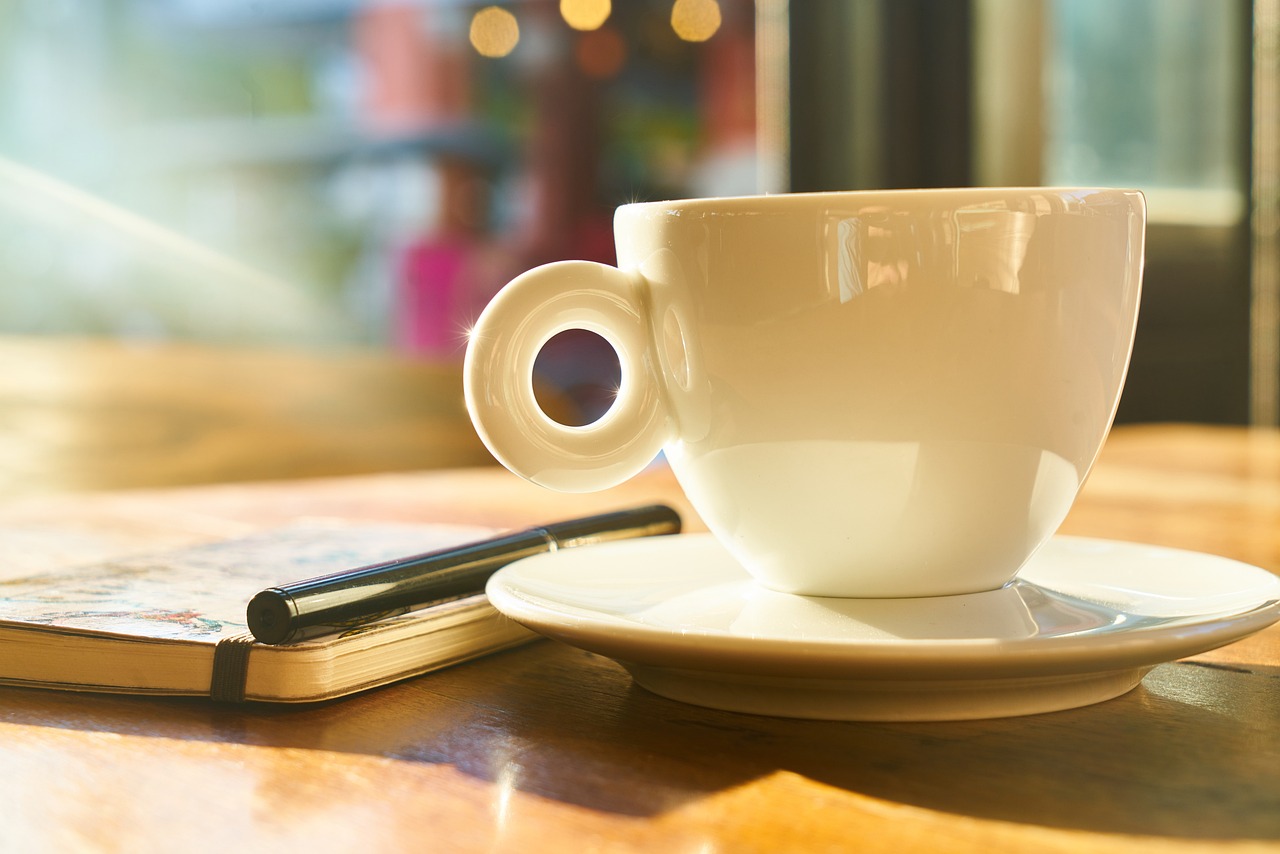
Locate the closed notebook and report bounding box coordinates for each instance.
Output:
[0,521,537,702]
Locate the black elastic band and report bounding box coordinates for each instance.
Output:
[210,632,256,702]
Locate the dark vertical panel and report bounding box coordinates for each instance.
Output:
[787,0,858,191]
[1116,226,1252,424]
[789,0,973,192]
[879,0,973,188]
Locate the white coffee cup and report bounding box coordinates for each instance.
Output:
[464,189,1145,598]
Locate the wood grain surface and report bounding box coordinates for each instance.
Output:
[0,339,1275,852]
[0,336,500,496]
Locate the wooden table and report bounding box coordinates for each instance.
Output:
[0,366,1277,850]
[0,335,501,496]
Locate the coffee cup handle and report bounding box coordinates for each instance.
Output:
[463,259,670,493]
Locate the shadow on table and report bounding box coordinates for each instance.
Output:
[2,642,1276,842]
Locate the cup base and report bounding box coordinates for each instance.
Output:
[669,437,1082,598]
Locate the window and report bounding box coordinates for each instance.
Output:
[0,0,761,361]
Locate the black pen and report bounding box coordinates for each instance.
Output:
[246,504,682,645]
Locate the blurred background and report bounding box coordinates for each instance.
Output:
[0,0,1269,426]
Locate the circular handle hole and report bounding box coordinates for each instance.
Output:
[533,330,622,427]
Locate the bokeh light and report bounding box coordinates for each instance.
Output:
[470,6,521,58]
[671,0,722,42]
[561,0,612,32]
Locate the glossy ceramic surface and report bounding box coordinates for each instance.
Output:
[487,534,1280,721]
[465,189,1146,597]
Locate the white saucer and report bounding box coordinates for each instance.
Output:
[486,534,1280,721]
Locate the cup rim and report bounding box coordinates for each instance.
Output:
[617,186,1145,215]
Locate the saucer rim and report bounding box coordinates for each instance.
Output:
[486,534,1280,682]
